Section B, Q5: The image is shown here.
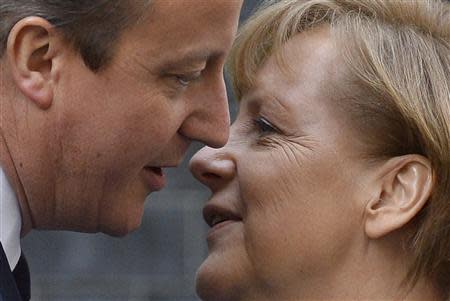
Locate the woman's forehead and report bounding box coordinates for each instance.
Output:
[243,30,342,102]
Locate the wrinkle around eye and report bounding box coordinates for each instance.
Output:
[280,142,306,170]
[284,134,317,153]
[256,133,317,152]
[261,134,317,167]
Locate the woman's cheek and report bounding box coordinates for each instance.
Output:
[242,203,308,290]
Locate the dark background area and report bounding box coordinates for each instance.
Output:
[22,1,262,300]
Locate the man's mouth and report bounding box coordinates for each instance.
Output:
[142,166,166,191]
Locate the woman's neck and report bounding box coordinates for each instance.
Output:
[241,237,443,301]
[240,274,441,301]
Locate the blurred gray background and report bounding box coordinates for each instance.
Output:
[22,1,262,300]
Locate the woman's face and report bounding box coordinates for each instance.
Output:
[190,28,373,301]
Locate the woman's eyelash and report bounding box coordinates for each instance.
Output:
[253,117,277,135]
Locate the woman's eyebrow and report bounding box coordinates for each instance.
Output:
[245,92,290,112]
[245,93,295,124]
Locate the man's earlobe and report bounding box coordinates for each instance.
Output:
[364,155,434,239]
[6,17,59,110]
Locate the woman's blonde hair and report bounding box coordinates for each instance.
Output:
[228,0,450,297]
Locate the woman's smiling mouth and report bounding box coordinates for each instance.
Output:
[203,203,242,241]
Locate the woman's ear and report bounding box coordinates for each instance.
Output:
[364,155,434,239]
[6,17,60,110]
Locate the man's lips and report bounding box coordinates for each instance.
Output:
[142,166,166,191]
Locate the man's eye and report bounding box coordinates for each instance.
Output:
[175,72,201,87]
[253,117,277,135]
[176,75,190,86]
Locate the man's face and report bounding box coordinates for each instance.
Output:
[25,0,243,236]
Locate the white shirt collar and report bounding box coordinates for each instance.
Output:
[0,166,22,270]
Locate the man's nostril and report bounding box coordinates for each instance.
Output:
[203,172,221,180]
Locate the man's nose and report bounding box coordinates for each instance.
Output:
[189,145,235,192]
[179,76,230,148]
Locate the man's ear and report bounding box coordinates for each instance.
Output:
[6,17,60,110]
[364,155,434,239]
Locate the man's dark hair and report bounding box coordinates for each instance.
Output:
[0,1,150,70]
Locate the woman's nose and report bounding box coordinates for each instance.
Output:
[189,146,235,192]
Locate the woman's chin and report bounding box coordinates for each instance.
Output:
[196,261,225,301]
[196,257,245,301]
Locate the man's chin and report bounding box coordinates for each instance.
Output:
[39,220,141,237]
[100,214,144,237]
[99,195,147,236]
[103,226,139,237]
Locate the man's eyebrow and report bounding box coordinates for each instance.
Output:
[159,50,221,70]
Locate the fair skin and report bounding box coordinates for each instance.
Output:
[0,0,243,237]
[190,27,439,301]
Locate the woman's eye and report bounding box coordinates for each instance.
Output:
[254,117,277,135]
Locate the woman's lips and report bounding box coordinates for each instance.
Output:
[207,219,240,242]
[207,220,237,240]
[143,166,166,191]
[203,203,242,243]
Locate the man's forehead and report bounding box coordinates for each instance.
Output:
[131,1,240,41]
[124,1,241,68]
[147,0,239,22]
